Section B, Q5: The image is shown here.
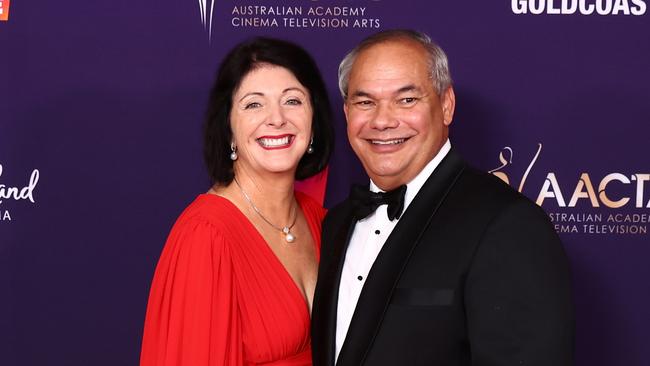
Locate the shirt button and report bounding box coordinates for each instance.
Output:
[374,230,380,235]
[357,276,363,281]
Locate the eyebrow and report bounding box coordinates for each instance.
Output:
[238,87,307,102]
[396,84,420,94]
[238,92,264,102]
[283,87,307,95]
[349,84,422,99]
[349,90,372,99]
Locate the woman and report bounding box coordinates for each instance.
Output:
[140,37,334,366]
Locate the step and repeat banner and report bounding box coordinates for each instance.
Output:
[2,0,648,365]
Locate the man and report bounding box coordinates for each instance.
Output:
[311,30,574,366]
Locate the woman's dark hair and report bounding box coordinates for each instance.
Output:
[203,37,334,185]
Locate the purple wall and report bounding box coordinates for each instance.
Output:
[2,0,649,365]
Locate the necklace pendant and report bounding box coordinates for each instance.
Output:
[234,177,298,245]
[283,226,295,243]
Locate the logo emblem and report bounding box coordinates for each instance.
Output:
[0,0,11,21]
[198,0,216,40]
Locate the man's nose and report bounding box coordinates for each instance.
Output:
[369,103,399,130]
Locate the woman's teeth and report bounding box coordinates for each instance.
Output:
[258,136,291,147]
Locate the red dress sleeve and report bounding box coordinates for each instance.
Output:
[140,217,243,366]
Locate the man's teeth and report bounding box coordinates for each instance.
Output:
[258,136,291,147]
[371,138,405,145]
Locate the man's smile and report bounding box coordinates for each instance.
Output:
[369,138,407,145]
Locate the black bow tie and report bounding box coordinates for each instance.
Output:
[350,184,407,221]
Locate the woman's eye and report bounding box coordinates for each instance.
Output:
[244,102,262,109]
[285,98,302,106]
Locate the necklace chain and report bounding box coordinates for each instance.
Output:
[233,177,297,243]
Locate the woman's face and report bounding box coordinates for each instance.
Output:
[230,65,313,179]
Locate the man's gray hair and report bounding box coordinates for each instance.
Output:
[338,29,452,99]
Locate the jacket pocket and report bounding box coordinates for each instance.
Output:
[390,288,454,306]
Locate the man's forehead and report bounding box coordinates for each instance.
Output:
[351,41,428,75]
[357,39,428,62]
[348,52,432,95]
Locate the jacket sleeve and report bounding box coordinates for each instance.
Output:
[465,198,574,366]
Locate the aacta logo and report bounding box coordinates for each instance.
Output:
[198,0,216,40]
[536,172,650,208]
[490,144,650,209]
[0,0,11,21]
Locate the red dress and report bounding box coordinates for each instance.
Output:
[141,192,325,366]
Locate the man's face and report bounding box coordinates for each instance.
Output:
[344,40,455,190]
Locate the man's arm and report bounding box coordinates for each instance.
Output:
[465,197,574,366]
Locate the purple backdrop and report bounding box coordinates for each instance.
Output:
[2,0,649,365]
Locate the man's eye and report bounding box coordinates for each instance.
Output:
[244,102,262,109]
[355,100,374,107]
[399,97,418,104]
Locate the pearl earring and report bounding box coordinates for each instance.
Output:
[230,142,238,161]
[307,137,314,154]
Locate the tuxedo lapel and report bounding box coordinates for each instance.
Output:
[312,202,357,366]
[336,148,466,366]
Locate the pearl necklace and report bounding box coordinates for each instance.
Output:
[233,177,297,243]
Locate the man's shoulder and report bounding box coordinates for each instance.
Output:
[323,198,354,227]
[457,164,527,201]
[452,164,550,223]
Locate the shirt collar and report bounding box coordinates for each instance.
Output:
[369,139,451,211]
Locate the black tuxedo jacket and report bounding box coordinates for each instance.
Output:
[312,148,574,366]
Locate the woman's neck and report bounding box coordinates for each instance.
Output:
[213,168,297,225]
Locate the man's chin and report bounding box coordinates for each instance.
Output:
[366,169,409,188]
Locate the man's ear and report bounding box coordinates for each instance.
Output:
[442,87,456,126]
[343,102,349,123]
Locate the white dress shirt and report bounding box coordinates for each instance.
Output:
[335,139,452,362]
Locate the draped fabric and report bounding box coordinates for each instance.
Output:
[141,192,325,366]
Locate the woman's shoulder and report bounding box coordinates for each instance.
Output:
[159,194,250,259]
[172,194,244,232]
